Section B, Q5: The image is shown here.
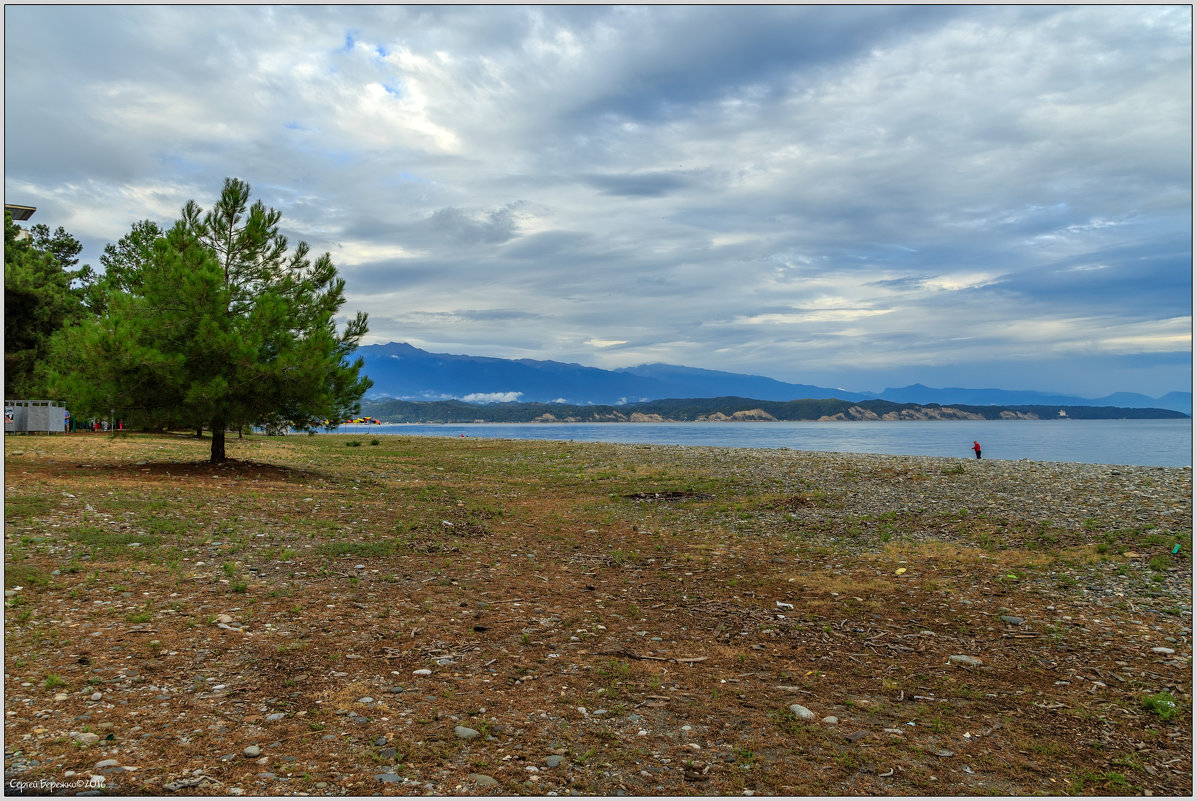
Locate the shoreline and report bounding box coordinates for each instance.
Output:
[306,418,1193,469]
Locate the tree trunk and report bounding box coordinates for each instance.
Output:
[196,426,203,439]
[210,425,226,463]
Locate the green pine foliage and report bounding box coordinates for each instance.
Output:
[50,179,372,462]
[4,212,92,398]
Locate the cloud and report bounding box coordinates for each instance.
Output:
[461,391,524,404]
[3,5,1190,397]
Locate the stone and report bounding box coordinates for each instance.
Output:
[71,732,101,746]
[788,704,815,720]
[455,725,479,739]
[545,755,565,768]
[413,669,432,676]
[357,696,375,704]
[375,773,403,784]
[948,655,983,667]
[1150,647,1175,655]
[379,747,398,759]
[999,616,1025,625]
[265,713,286,722]
[94,759,120,770]
[469,774,500,787]
[243,745,261,758]
[821,716,839,725]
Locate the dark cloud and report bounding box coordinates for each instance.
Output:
[426,206,521,246]
[581,171,695,198]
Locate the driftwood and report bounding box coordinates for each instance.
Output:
[594,648,708,664]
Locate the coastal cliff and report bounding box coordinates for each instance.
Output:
[362,396,1184,424]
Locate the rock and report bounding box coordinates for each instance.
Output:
[845,731,869,742]
[822,716,839,724]
[788,704,815,720]
[413,669,432,676]
[375,773,403,784]
[1151,647,1175,655]
[163,773,220,792]
[243,745,261,758]
[948,655,983,667]
[934,749,954,757]
[379,747,398,759]
[469,774,500,787]
[216,614,234,624]
[265,713,286,722]
[70,732,100,746]
[999,616,1025,625]
[545,755,565,768]
[455,726,479,739]
[94,759,120,770]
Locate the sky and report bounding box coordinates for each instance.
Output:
[4,4,1192,398]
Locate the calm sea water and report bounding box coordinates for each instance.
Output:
[329,418,1193,467]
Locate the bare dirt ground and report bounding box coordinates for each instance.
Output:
[3,431,1192,797]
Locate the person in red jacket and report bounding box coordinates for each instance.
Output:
[973,440,982,459]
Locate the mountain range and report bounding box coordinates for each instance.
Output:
[355,342,1192,414]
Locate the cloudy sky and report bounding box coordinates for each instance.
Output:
[5,4,1192,397]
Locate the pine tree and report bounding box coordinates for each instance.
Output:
[52,179,372,462]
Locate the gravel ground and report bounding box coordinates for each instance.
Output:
[4,434,1192,797]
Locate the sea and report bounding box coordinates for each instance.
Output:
[327,418,1193,468]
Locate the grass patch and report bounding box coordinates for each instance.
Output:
[317,539,407,558]
[5,564,51,589]
[69,525,161,550]
[1141,692,1177,721]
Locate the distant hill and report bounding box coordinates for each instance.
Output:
[876,383,1192,414]
[355,342,1191,414]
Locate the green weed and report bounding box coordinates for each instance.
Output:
[1141,692,1177,721]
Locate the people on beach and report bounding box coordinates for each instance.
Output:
[973,440,982,459]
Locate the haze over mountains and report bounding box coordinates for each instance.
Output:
[357,342,1192,414]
